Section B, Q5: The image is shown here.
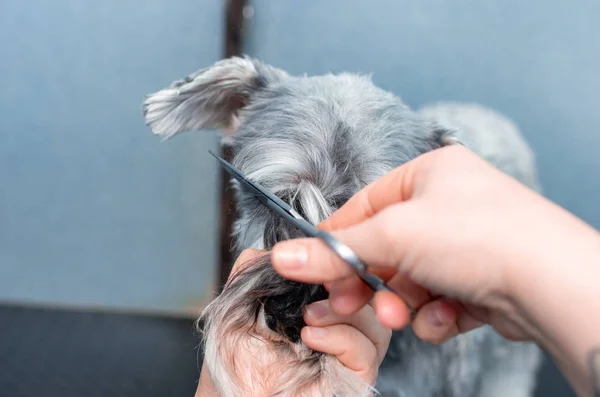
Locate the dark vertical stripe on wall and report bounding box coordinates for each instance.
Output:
[217,0,246,293]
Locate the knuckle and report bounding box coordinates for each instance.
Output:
[418,326,457,345]
[363,340,379,366]
[343,325,378,362]
[375,330,393,363]
[338,324,361,346]
[358,192,376,220]
[381,327,393,342]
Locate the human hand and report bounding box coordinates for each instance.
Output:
[301,297,391,386]
[196,249,391,395]
[271,145,589,345]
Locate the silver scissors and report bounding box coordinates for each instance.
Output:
[210,151,414,314]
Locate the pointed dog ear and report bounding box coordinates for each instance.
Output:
[434,127,464,147]
[418,104,467,148]
[142,56,289,139]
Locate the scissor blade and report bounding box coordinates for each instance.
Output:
[209,150,247,184]
[209,151,302,218]
[208,151,409,304]
[209,150,265,199]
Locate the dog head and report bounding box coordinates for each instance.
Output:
[143,56,456,252]
[143,56,456,396]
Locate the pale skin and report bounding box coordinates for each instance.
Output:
[195,249,391,396]
[197,145,600,396]
[270,145,600,397]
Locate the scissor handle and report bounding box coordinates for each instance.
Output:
[314,230,416,317]
[314,230,366,272]
[315,230,389,291]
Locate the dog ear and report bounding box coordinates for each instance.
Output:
[142,56,289,139]
[418,104,466,148]
[434,126,464,147]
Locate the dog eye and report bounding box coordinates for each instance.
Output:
[257,306,280,337]
[264,312,277,331]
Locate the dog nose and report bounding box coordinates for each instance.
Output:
[264,310,302,343]
[283,326,301,343]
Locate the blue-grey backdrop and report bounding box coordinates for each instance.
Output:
[0,0,222,314]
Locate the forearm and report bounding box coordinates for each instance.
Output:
[532,266,600,397]
[511,207,600,397]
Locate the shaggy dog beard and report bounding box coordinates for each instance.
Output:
[199,254,376,397]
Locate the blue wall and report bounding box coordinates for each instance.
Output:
[246,0,600,230]
[0,1,222,313]
[1,0,599,334]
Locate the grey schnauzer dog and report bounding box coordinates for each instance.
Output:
[142,57,542,396]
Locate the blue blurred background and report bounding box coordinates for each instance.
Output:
[0,1,223,314]
[1,1,598,395]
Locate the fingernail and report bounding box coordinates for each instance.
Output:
[306,301,329,319]
[306,326,327,338]
[428,306,449,328]
[273,244,308,270]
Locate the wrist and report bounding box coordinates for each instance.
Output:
[506,207,600,396]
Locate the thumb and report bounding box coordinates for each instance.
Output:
[271,202,423,284]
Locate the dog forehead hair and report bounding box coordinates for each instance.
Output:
[228,72,444,251]
[232,72,439,180]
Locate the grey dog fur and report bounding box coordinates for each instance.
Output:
[143,56,542,396]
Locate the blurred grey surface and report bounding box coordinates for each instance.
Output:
[0,0,222,313]
[0,305,201,397]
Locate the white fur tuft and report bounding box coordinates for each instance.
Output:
[142,57,259,138]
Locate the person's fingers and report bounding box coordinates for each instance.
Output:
[271,235,356,282]
[455,303,487,334]
[382,272,432,312]
[327,270,430,317]
[327,276,373,315]
[372,290,412,329]
[272,203,424,284]
[327,284,409,329]
[317,146,474,232]
[368,273,435,329]
[318,146,480,233]
[301,324,379,376]
[411,299,486,344]
[317,156,421,232]
[304,300,391,363]
[411,299,459,344]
